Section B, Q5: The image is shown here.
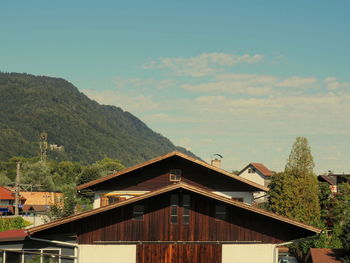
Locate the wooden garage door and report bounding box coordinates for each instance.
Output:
[137,244,222,263]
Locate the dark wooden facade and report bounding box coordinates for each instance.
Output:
[36,189,315,244]
[89,156,260,192]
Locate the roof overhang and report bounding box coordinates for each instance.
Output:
[30,182,320,235]
[0,229,28,242]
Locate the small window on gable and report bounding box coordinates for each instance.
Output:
[248,168,255,173]
[133,205,144,220]
[170,169,181,182]
[215,205,226,220]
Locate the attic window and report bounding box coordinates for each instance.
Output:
[133,205,144,220]
[248,168,255,173]
[170,169,181,182]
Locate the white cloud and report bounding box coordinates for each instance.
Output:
[325,77,350,91]
[181,74,318,96]
[276,76,317,88]
[143,53,264,77]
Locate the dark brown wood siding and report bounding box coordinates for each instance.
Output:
[137,244,222,263]
[36,189,314,244]
[92,156,258,192]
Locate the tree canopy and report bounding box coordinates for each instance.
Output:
[268,137,320,225]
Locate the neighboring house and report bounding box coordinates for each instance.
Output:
[0,187,26,214]
[237,163,273,203]
[0,182,321,263]
[318,175,338,193]
[77,152,269,208]
[307,248,345,263]
[21,191,63,207]
[0,187,63,215]
[19,191,64,215]
[317,173,350,194]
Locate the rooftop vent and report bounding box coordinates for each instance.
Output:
[211,154,223,168]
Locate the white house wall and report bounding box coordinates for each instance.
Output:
[78,245,136,263]
[93,190,149,209]
[222,244,277,263]
[212,191,254,204]
[239,167,269,203]
[239,168,266,186]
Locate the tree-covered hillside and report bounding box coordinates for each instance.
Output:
[0,72,195,166]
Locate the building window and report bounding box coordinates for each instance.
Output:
[2,249,60,263]
[182,194,191,224]
[5,251,21,263]
[215,205,226,220]
[133,205,144,220]
[232,197,244,202]
[248,168,255,173]
[170,169,181,182]
[170,194,179,224]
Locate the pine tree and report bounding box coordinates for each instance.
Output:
[269,137,320,225]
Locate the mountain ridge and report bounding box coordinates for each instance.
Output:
[0,72,196,166]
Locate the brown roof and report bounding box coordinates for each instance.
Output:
[238,163,273,177]
[77,151,269,192]
[318,175,337,185]
[29,182,320,235]
[309,248,344,263]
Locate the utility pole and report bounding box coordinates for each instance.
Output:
[14,162,20,216]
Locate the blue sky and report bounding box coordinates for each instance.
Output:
[1,1,349,173]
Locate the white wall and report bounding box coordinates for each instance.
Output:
[239,166,269,203]
[239,167,266,186]
[93,190,149,208]
[222,244,277,263]
[79,245,136,263]
[212,191,254,205]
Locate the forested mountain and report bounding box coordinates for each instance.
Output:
[0,72,195,166]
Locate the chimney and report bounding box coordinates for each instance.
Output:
[211,158,221,168]
[211,154,223,168]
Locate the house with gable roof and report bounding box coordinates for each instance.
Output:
[0,152,321,263]
[0,187,26,215]
[238,162,274,203]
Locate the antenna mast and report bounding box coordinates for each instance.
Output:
[40,132,48,163]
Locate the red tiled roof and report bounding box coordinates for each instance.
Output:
[0,186,16,200]
[309,248,344,263]
[0,187,26,201]
[0,229,28,242]
[250,163,273,176]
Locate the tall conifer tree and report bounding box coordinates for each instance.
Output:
[269,137,320,225]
